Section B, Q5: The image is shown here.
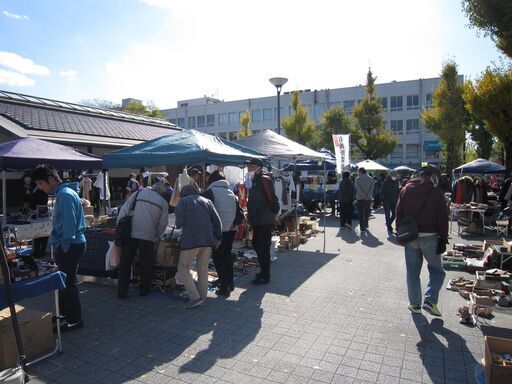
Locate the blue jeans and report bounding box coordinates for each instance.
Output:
[383,200,397,229]
[404,235,446,306]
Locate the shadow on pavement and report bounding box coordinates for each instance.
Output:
[338,228,359,244]
[412,315,479,384]
[360,230,384,248]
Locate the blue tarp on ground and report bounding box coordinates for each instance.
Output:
[103,129,267,168]
[453,158,505,175]
[0,137,103,169]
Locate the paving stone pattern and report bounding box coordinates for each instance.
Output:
[22,212,512,383]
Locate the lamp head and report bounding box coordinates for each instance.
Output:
[269,77,288,91]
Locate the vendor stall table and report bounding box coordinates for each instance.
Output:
[0,271,66,365]
[5,220,52,243]
[491,245,512,270]
[450,207,487,235]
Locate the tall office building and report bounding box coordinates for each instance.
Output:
[163,77,459,168]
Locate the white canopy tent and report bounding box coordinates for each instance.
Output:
[356,159,389,172]
[237,129,329,162]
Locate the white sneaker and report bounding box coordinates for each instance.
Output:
[184,299,204,309]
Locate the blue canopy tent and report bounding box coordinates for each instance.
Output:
[453,158,505,175]
[282,148,336,171]
[103,129,267,168]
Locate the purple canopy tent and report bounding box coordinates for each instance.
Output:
[0,137,103,225]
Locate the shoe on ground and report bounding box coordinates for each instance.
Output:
[251,277,270,285]
[215,288,230,297]
[422,301,442,317]
[60,320,84,332]
[407,304,422,314]
[185,298,204,309]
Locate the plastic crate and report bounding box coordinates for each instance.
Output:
[442,260,467,271]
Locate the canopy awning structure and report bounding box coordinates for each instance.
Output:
[103,129,267,168]
[0,137,103,170]
[453,158,505,175]
[356,159,389,172]
[394,165,417,173]
[236,129,329,161]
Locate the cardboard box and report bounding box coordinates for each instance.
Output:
[484,336,512,384]
[0,305,54,370]
[484,240,502,251]
[82,206,94,216]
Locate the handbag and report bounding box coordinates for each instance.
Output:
[114,190,141,246]
[396,187,434,244]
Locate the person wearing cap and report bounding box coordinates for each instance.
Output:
[189,168,202,184]
[117,177,170,298]
[396,165,448,317]
[246,158,280,285]
[380,171,400,232]
[175,184,222,308]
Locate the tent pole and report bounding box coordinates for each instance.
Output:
[323,160,326,254]
[294,158,299,253]
[102,170,107,215]
[2,170,6,227]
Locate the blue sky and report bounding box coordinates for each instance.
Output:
[0,0,508,110]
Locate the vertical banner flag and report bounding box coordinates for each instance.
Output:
[332,134,350,174]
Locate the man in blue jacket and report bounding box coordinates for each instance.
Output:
[32,165,86,332]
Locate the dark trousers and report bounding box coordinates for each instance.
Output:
[212,230,236,290]
[252,225,272,279]
[383,200,397,229]
[32,237,48,258]
[340,202,353,227]
[357,200,371,230]
[55,243,86,323]
[118,238,155,296]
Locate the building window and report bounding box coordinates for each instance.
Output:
[406,95,419,110]
[219,132,227,140]
[188,116,196,128]
[391,144,403,159]
[177,117,185,127]
[197,115,205,128]
[218,113,227,126]
[263,108,272,122]
[229,112,238,126]
[343,100,355,113]
[381,97,387,110]
[426,93,433,108]
[207,114,215,127]
[252,109,261,123]
[406,119,419,134]
[390,96,403,111]
[168,118,176,125]
[406,144,420,156]
[229,131,238,141]
[314,103,325,119]
[179,102,188,107]
[273,107,284,120]
[390,120,403,135]
[328,102,341,109]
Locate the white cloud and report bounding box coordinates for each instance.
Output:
[59,69,78,82]
[2,10,29,20]
[0,51,50,75]
[0,69,35,87]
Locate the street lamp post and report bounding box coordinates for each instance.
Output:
[269,77,288,135]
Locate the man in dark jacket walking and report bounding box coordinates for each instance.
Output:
[396,165,448,317]
[381,171,400,232]
[339,171,355,229]
[246,158,279,285]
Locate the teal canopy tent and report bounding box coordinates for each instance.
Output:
[103,130,267,168]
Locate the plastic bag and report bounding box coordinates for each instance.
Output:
[105,241,121,271]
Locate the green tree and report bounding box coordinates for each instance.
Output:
[464,64,512,173]
[465,108,494,159]
[352,69,397,160]
[462,0,512,58]
[239,111,252,138]
[314,107,353,151]
[422,61,467,172]
[81,98,120,110]
[281,91,318,145]
[123,100,165,119]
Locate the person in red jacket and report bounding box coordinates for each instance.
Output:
[396,165,448,317]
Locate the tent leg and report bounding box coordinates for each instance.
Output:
[323,161,326,254]
[2,170,6,227]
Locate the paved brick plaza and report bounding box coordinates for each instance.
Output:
[24,212,512,383]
